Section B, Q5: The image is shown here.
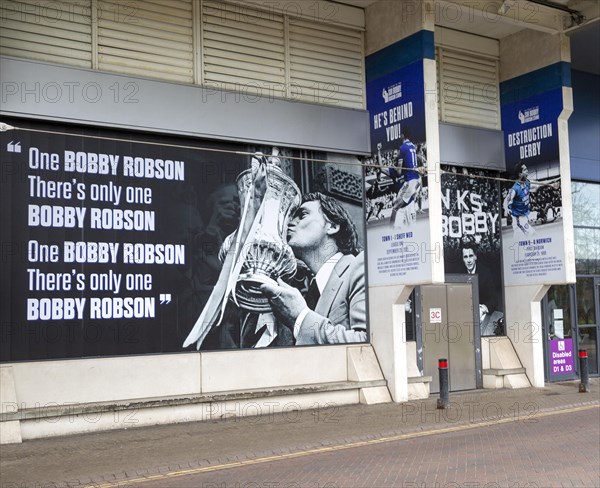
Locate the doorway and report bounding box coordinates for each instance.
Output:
[576,277,599,376]
[420,280,482,393]
[542,277,600,381]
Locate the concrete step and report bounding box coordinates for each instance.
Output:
[2,379,387,422]
[408,376,432,384]
[483,368,530,389]
[483,368,526,376]
[407,376,432,400]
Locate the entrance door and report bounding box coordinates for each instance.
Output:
[543,285,577,381]
[421,283,480,393]
[576,277,599,376]
[543,278,600,381]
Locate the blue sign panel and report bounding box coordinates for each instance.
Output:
[364,60,430,285]
[502,87,563,170]
[501,87,566,285]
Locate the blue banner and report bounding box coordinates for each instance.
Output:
[364,60,430,286]
[368,61,427,152]
[500,87,566,285]
[501,87,563,170]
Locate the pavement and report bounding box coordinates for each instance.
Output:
[1,378,599,488]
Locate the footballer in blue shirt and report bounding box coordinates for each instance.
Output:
[376,130,422,229]
[504,162,535,238]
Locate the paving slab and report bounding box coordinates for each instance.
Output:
[1,379,598,488]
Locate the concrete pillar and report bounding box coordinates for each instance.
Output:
[559,85,576,284]
[364,1,443,401]
[368,285,413,402]
[366,0,433,55]
[500,30,570,82]
[423,55,444,284]
[500,29,575,387]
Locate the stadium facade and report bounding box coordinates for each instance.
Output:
[1,0,598,443]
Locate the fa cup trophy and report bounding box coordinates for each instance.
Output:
[183,148,301,349]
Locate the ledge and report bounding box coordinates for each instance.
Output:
[483,368,526,376]
[2,380,387,422]
[408,376,432,384]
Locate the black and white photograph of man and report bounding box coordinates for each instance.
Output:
[183,149,368,350]
[460,242,504,336]
[441,165,505,336]
[260,192,367,345]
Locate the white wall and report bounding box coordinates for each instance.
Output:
[4,346,356,408]
[1,345,387,441]
[500,31,570,82]
[368,285,412,402]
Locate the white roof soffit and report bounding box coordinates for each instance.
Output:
[434,0,589,37]
[565,1,600,33]
[227,0,366,29]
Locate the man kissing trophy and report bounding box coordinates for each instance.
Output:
[183,147,302,349]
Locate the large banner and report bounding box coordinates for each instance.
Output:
[365,60,430,285]
[441,166,504,336]
[0,119,367,361]
[501,88,565,285]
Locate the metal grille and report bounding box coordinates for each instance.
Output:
[0,0,92,68]
[201,0,286,96]
[437,46,500,130]
[288,19,364,108]
[97,0,194,83]
[0,0,365,108]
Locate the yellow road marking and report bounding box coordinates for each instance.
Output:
[90,403,599,487]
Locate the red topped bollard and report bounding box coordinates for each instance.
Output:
[579,350,589,393]
[437,358,449,409]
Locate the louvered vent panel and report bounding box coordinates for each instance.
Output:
[202,0,285,94]
[437,47,500,130]
[0,0,92,67]
[289,19,363,109]
[97,0,194,83]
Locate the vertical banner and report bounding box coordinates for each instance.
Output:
[365,60,430,285]
[0,120,368,362]
[501,87,565,285]
[441,167,504,336]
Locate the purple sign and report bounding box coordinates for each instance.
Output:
[550,339,574,375]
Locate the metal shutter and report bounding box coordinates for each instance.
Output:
[288,19,364,109]
[97,0,194,83]
[0,0,92,68]
[201,0,286,94]
[1,0,365,108]
[437,47,500,130]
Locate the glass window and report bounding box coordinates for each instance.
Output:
[572,182,600,227]
[577,277,596,325]
[573,181,600,274]
[575,228,600,275]
[578,326,598,375]
[547,285,572,339]
[405,289,417,342]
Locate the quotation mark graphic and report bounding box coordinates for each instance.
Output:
[159,294,172,304]
[7,141,21,153]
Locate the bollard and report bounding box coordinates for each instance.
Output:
[579,350,589,393]
[437,358,449,409]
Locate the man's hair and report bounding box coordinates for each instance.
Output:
[514,162,527,177]
[302,192,360,255]
[401,126,412,141]
[460,238,477,254]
